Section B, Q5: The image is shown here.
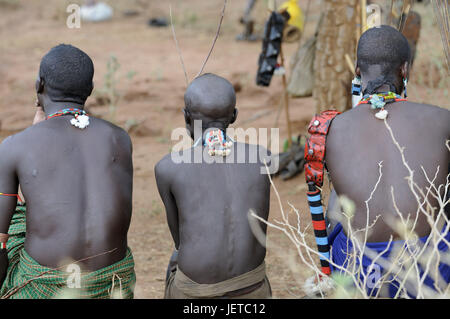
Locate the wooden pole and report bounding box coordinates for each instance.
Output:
[361,0,367,33]
[388,0,395,26]
[314,0,359,112]
[398,0,411,32]
[279,43,293,148]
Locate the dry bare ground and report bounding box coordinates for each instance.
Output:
[0,0,448,298]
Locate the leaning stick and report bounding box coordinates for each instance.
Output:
[169,5,189,87]
[195,0,228,79]
[398,0,411,33]
[345,53,356,76]
[294,0,312,49]
[361,0,367,33]
[388,0,395,26]
[279,44,293,148]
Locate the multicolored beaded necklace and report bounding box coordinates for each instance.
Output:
[204,129,233,156]
[193,129,234,157]
[357,91,407,120]
[47,108,90,129]
[47,107,86,119]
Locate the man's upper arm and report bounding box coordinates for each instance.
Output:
[115,128,133,164]
[155,158,180,249]
[0,137,19,234]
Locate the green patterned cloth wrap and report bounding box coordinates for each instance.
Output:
[0,203,136,299]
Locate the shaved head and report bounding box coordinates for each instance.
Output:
[184,73,236,119]
[183,73,237,137]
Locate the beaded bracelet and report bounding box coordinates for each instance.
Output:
[0,233,9,250]
[0,192,22,202]
[48,108,90,129]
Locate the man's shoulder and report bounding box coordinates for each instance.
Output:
[92,117,131,140]
[330,101,449,124]
[155,152,174,166]
[402,102,450,131]
[155,153,177,180]
[0,134,17,155]
[82,117,133,153]
[0,124,40,149]
[403,101,449,113]
[0,129,30,165]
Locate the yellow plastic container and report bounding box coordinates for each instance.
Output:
[279,0,304,32]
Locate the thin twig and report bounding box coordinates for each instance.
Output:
[195,0,228,78]
[169,5,189,87]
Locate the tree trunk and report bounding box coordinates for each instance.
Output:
[313,0,360,113]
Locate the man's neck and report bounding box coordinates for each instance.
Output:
[371,84,392,94]
[43,101,84,117]
[192,127,228,147]
[361,64,403,95]
[202,127,225,140]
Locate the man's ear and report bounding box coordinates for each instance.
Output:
[400,61,409,79]
[183,108,191,125]
[230,108,238,125]
[183,108,194,139]
[355,65,361,77]
[36,77,45,94]
[88,81,94,96]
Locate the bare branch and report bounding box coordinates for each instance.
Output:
[195,0,228,79]
[169,5,189,87]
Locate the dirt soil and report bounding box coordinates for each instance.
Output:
[0,0,447,298]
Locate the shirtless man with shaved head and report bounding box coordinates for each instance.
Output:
[155,73,272,299]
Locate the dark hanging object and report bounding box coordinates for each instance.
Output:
[256,11,287,87]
